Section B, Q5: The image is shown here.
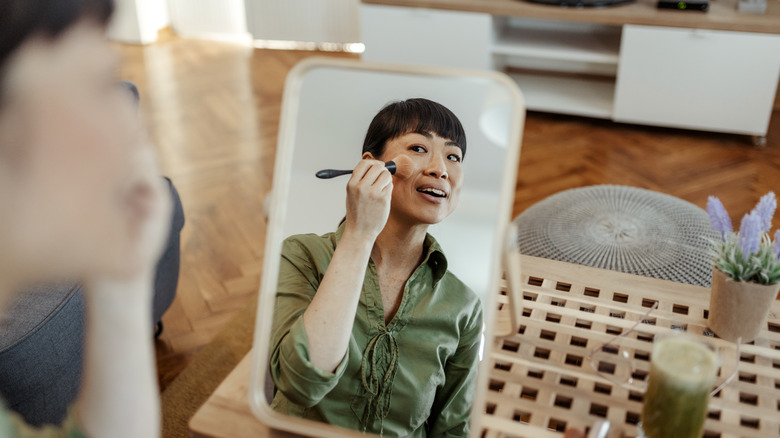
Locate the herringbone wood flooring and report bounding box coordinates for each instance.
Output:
[114,36,780,391]
[115,38,357,390]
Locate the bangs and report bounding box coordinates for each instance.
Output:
[363,98,467,159]
[384,99,466,153]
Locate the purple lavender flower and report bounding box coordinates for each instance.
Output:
[707,196,733,240]
[774,230,780,259]
[753,192,777,233]
[738,211,762,259]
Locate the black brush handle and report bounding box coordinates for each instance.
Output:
[316,161,397,179]
[315,169,353,179]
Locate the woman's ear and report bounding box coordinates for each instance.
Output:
[362,152,375,160]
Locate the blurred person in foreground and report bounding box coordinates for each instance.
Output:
[0,0,169,437]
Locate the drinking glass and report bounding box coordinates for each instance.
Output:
[638,334,719,438]
[588,308,739,438]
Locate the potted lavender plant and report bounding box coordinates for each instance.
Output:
[706,192,780,343]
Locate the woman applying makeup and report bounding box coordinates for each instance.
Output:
[270,99,482,437]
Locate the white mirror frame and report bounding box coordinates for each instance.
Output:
[249,57,525,438]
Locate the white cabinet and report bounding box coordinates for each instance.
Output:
[359,4,780,137]
[360,5,492,70]
[613,25,780,135]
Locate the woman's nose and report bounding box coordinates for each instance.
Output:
[425,153,448,179]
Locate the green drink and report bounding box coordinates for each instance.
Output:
[640,336,718,438]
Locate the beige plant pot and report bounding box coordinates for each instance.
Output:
[708,268,780,343]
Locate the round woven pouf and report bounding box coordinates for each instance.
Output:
[514,185,718,287]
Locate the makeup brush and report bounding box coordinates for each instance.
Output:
[315,156,413,179]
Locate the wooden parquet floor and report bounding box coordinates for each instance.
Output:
[114,36,780,392]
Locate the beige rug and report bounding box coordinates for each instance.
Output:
[161,294,258,438]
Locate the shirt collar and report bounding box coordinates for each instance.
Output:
[333,222,449,284]
[422,234,448,284]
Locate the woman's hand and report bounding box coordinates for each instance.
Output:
[83,93,172,290]
[114,144,172,280]
[84,145,171,299]
[77,102,166,438]
[343,159,393,242]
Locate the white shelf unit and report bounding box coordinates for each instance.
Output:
[360,3,780,138]
[491,17,622,119]
[492,19,621,65]
[507,72,616,119]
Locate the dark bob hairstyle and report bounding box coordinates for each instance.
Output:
[362,98,467,160]
[0,0,114,98]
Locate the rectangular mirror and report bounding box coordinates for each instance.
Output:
[249,58,525,437]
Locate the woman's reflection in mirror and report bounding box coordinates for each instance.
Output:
[269,98,482,437]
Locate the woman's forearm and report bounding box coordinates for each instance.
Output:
[77,276,160,438]
[302,159,391,372]
[303,232,373,372]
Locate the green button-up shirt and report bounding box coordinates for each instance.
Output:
[270,224,483,437]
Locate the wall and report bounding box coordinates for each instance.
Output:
[111,0,361,46]
[244,0,360,44]
[108,0,170,44]
[168,0,250,43]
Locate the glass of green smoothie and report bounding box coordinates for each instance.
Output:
[639,335,720,438]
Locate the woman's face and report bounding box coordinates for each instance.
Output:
[0,22,142,282]
[372,131,464,226]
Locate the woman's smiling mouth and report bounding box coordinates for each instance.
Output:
[416,185,449,204]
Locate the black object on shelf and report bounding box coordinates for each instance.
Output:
[521,0,635,7]
[657,0,709,10]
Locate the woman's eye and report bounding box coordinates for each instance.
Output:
[410,145,426,153]
[448,154,462,163]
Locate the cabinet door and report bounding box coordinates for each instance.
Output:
[613,25,780,135]
[360,4,492,70]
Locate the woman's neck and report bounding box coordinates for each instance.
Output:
[371,215,428,270]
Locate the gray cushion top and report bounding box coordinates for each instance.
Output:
[0,283,80,352]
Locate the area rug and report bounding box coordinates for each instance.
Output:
[161,294,258,438]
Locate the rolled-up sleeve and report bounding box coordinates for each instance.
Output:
[427,302,484,437]
[269,237,347,408]
[273,317,349,407]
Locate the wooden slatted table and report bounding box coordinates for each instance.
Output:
[189,255,780,438]
[481,256,780,438]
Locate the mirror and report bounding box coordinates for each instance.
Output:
[249,58,525,438]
